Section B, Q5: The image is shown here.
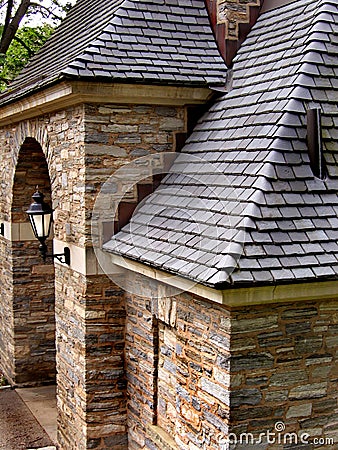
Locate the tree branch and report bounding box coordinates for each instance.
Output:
[28,2,63,21]
[3,0,14,37]
[13,34,34,56]
[0,75,11,85]
[0,0,32,54]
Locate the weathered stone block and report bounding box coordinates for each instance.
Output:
[159,118,184,131]
[286,403,312,419]
[289,383,327,400]
[281,307,318,320]
[231,353,274,371]
[295,335,323,354]
[209,332,230,351]
[232,316,278,334]
[285,322,312,335]
[86,144,127,156]
[85,132,109,143]
[200,378,230,406]
[269,370,307,387]
[231,388,262,406]
[102,124,138,133]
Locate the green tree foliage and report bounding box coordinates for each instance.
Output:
[0,0,74,90]
[0,24,54,89]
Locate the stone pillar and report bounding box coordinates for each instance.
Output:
[55,100,188,449]
[85,274,127,449]
[56,267,127,450]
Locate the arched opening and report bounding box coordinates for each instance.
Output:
[11,137,56,385]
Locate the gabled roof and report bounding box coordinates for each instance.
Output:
[0,0,227,106]
[104,0,338,288]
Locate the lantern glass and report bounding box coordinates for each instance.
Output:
[26,188,53,242]
[28,212,52,240]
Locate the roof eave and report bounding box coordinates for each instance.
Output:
[104,252,338,307]
[0,79,217,126]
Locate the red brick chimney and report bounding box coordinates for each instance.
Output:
[205,0,264,67]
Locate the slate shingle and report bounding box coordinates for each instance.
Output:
[104,0,338,289]
[0,0,226,106]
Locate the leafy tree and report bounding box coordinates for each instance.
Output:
[0,0,74,90]
[0,24,54,89]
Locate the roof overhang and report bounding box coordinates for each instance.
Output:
[108,254,338,307]
[0,80,215,126]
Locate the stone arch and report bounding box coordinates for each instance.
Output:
[11,120,50,161]
[11,136,56,385]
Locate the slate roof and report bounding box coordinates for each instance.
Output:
[0,0,226,105]
[104,0,338,288]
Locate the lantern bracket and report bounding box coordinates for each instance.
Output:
[38,242,71,265]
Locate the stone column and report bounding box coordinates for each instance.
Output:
[56,267,127,449]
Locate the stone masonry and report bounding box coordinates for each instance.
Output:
[230,300,338,446]
[0,98,189,449]
[217,0,261,39]
[123,271,337,449]
[0,95,336,449]
[205,0,262,66]
[0,1,336,449]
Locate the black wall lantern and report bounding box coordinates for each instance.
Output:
[26,188,70,265]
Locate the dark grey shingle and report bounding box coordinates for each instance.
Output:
[104,0,338,289]
[0,0,226,106]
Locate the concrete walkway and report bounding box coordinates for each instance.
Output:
[0,385,57,450]
[17,385,57,445]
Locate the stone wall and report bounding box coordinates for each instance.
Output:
[1,93,334,450]
[125,273,232,450]
[84,103,186,242]
[0,99,188,449]
[124,271,337,449]
[230,300,338,446]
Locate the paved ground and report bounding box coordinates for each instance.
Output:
[17,386,57,445]
[0,387,55,450]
